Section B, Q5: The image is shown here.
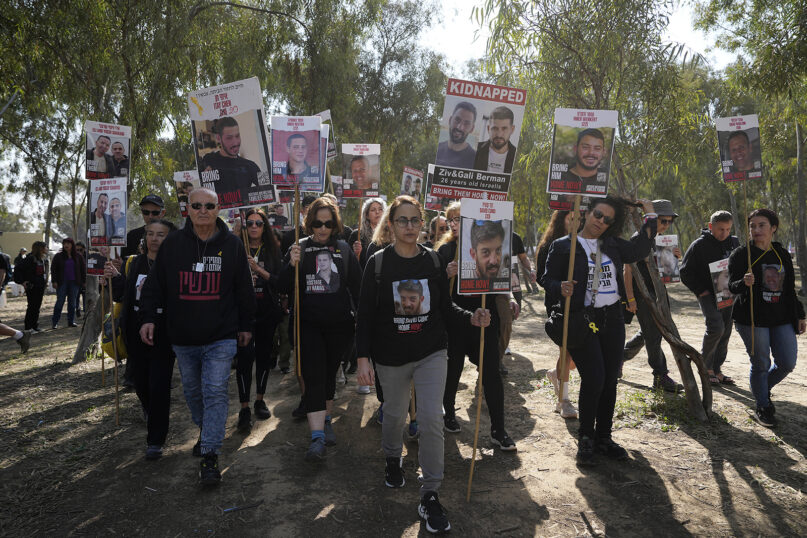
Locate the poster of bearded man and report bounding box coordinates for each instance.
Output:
[715,114,763,182]
[546,108,618,198]
[458,198,514,295]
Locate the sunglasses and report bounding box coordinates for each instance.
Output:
[190,202,217,211]
[312,220,335,229]
[246,220,264,228]
[394,217,423,228]
[142,209,162,216]
[659,218,673,225]
[591,208,615,225]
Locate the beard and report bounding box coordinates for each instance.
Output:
[490,136,508,150]
[449,128,468,144]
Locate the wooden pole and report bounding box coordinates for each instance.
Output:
[294,184,302,377]
[466,294,487,502]
[108,248,120,426]
[448,242,459,295]
[744,180,754,355]
[100,281,106,387]
[558,195,582,399]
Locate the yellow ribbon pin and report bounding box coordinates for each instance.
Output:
[588,322,599,333]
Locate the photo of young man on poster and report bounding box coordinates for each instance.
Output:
[473,106,518,174]
[716,114,763,182]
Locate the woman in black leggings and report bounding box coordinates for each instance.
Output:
[543,197,656,465]
[236,208,284,432]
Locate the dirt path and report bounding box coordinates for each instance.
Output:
[1,286,805,537]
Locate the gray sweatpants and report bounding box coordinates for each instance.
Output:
[375,350,447,495]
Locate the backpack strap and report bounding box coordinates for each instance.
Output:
[336,239,351,285]
[373,247,385,285]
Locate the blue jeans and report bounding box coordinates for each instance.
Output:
[52,281,80,326]
[173,339,237,455]
[734,323,798,408]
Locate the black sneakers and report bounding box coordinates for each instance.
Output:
[418,491,450,534]
[199,454,221,485]
[238,407,252,433]
[754,406,777,427]
[576,435,597,466]
[595,436,629,460]
[384,457,405,488]
[490,429,517,451]
[443,416,461,433]
[254,399,271,420]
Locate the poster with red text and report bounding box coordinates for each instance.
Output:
[342,144,380,198]
[271,115,322,191]
[458,198,514,295]
[715,114,763,182]
[85,121,132,180]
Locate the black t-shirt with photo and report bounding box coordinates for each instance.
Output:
[200,151,261,195]
[356,245,472,367]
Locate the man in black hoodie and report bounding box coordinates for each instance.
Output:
[680,210,740,384]
[140,187,256,486]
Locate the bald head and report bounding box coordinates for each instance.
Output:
[189,187,218,203]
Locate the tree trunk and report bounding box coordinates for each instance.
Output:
[796,121,806,295]
[728,189,742,241]
[72,276,103,364]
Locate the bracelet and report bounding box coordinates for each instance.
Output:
[627,297,636,303]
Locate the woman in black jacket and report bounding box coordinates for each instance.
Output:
[17,241,48,331]
[728,208,805,427]
[107,219,176,460]
[355,195,489,534]
[50,237,86,328]
[281,197,361,462]
[543,197,656,465]
[235,208,284,432]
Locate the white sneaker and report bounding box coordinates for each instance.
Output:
[356,385,371,394]
[555,399,578,419]
[546,368,560,398]
[335,365,346,384]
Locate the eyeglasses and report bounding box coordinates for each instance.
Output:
[312,220,335,229]
[447,217,460,225]
[659,218,673,225]
[591,208,615,225]
[190,202,217,211]
[394,217,423,228]
[142,209,162,216]
[246,220,264,228]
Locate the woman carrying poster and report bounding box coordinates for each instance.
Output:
[727,208,805,428]
[435,201,517,452]
[106,219,176,460]
[543,197,656,465]
[280,198,361,462]
[235,209,284,433]
[355,195,490,535]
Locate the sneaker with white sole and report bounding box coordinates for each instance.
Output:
[418,491,450,534]
[555,399,578,419]
[491,429,517,451]
[384,457,405,488]
[357,385,371,394]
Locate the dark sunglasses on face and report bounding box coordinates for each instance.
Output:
[142,209,162,216]
[190,202,217,211]
[592,208,615,225]
[246,220,264,227]
[659,218,673,225]
[312,220,335,229]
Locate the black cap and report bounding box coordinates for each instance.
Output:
[140,194,165,208]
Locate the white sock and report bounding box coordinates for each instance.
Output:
[13,331,24,341]
[561,381,569,400]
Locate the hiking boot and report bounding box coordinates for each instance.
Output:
[546,368,560,398]
[753,406,777,427]
[192,434,202,457]
[595,436,629,460]
[292,399,306,420]
[254,399,271,420]
[443,416,461,433]
[237,407,252,433]
[491,429,517,452]
[555,399,578,419]
[418,491,451,534]
[145,445,163,460]
[653,374,682,393]
[385,456,405,488]
[305,438,327,462]
[199,453,221,485]
[324,421,336,446]
[576,435,597,466]
[17,331,31,354]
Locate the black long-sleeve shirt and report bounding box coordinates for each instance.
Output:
[356,245,472,366]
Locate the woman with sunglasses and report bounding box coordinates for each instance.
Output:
[282,197,361,461]
[728,208,805,427]
[356,195,489,534]
[543,196,656,465]
[235,208,284,432]
[107,219,176,460]
[435,202,517,451]
[536,210,579,418]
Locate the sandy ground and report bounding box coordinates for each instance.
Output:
[0,285,805,537]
